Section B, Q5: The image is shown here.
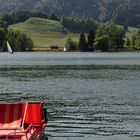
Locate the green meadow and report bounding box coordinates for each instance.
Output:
[9,18,79,50]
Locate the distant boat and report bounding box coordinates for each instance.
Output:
[6,41,14,54]
[63,47,66,52]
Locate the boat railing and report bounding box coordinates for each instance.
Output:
[3,124,36,140]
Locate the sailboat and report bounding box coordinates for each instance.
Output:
[6,41,14,54]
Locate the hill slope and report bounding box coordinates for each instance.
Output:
[1,0,140,26]
[9,18,78,48]
[0,0,38,13]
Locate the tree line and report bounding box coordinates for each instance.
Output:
[65,22,126,52]
[61,17,97,33]
[0,11,59,28]
[0,28,33,51]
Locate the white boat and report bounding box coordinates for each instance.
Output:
[6,41,14,54]
[63,47,66,52]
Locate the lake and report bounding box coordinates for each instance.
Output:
[0,52,140,140]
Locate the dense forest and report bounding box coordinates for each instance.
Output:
[0,0,140,27]
[0,12,48,28]
[61,17,97,33]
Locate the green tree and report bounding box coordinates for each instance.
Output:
[131,33,136,46]
[106,22,125,48]
[123,25,128,32]
[65,37,77,51]
[94,35,109,51]
[135,36,140,49]
[126,38,131,47]
[78,32,87,51]
[61,17,97,33]
[17,33,33,51]
[0,28,5,49]
[131,35,140,49]
[7,29,33,51]
[49,13,59,21]
[96,25,106,38]
[136,30,140,36]
[87,30,95,51]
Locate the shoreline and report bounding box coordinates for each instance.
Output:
[31,46,140,52]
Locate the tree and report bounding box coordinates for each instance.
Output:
[94,35,109,51]
[123,25,128,32]
[0,12,48,28]
[94,22,125,51]
[131,33,136,46]
[95,25,106,38]
[131,33,140,49]
[17,33,33,51]
[50,14,59,21]
[7,29,33,51]
[126,38,131,47]
[136,30,140,36]
[0,28,5,49]
[106,22,125,48]
[61,17,97,33]
[94,25,109,51]
[65,37,77,51]
[87,30,95,51]
[135,36,140,49]
[78,32,87,51]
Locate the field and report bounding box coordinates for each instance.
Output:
[9,18,79,50]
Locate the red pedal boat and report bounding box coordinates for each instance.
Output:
[0,102,47,140]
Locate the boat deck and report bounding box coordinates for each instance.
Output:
[0,102,47,140]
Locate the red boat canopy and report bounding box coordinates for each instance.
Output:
[0,102,43,129]
[0,103,22,129]
[23,102,42,124]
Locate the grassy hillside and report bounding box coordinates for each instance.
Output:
[9,18,79,49]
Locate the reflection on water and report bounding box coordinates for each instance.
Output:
[0,52,140,140]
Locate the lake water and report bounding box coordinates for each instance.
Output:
[0,52,140,140]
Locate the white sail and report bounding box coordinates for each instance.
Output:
[6,41,13,54]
